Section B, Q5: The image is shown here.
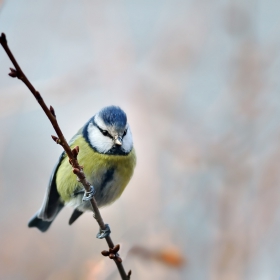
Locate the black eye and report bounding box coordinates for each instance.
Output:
[102,130,109,136]
[123,129,127,137]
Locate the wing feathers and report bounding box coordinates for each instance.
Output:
[37,152,65,221]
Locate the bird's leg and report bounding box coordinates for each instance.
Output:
[82,185,96,202]
[75,168,95,202]
[92,212,111,238]
[77,180,111,239]
[96,224,111,239]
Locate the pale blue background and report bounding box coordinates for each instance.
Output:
[1,0,280,279]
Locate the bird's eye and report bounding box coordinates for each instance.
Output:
[101,130,109,136]
[123,129,127,137]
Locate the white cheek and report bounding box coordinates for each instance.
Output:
[87,123,113,153]
[122,127,133,153]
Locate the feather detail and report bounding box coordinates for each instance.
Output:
[56,135,136,208]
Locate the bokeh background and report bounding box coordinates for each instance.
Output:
[1,0,280,279]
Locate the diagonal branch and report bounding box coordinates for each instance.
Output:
[0,33,131,280]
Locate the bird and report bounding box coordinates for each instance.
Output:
[28,105,136,235]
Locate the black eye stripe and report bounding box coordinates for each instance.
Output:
[96,125,113,139]
[123,128,127,137]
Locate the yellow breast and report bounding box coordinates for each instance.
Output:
[56,135,136,206]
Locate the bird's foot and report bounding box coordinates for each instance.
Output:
[82,185,95,202]
[96,224,111,239]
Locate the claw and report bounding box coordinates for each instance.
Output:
[82,185,95,201]
[96,224,111,239]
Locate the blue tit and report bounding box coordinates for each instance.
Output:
[28,105,136,233]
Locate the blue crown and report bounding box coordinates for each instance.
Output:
[99,106,127,129]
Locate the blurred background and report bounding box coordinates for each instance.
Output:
[1,0,280,279]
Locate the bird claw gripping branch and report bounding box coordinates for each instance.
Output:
[97,223,111,239]
[82,185,96,202]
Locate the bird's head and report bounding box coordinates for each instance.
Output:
[85,106,133,155]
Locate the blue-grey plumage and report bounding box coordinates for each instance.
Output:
[28,106,136,232]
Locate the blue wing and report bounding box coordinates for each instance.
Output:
[28,152,65,232]
[28,126,85,231]
[37,152,66,220]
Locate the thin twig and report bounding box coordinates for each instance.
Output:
[0,33,130,280]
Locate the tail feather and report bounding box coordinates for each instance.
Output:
[28,215,53,232]
[28,203,64,232]
[69,209,84,225]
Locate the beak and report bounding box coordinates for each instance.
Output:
[114,136,122,146]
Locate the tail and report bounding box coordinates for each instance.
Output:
[28,215,53,232]
[28,203,64,232]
